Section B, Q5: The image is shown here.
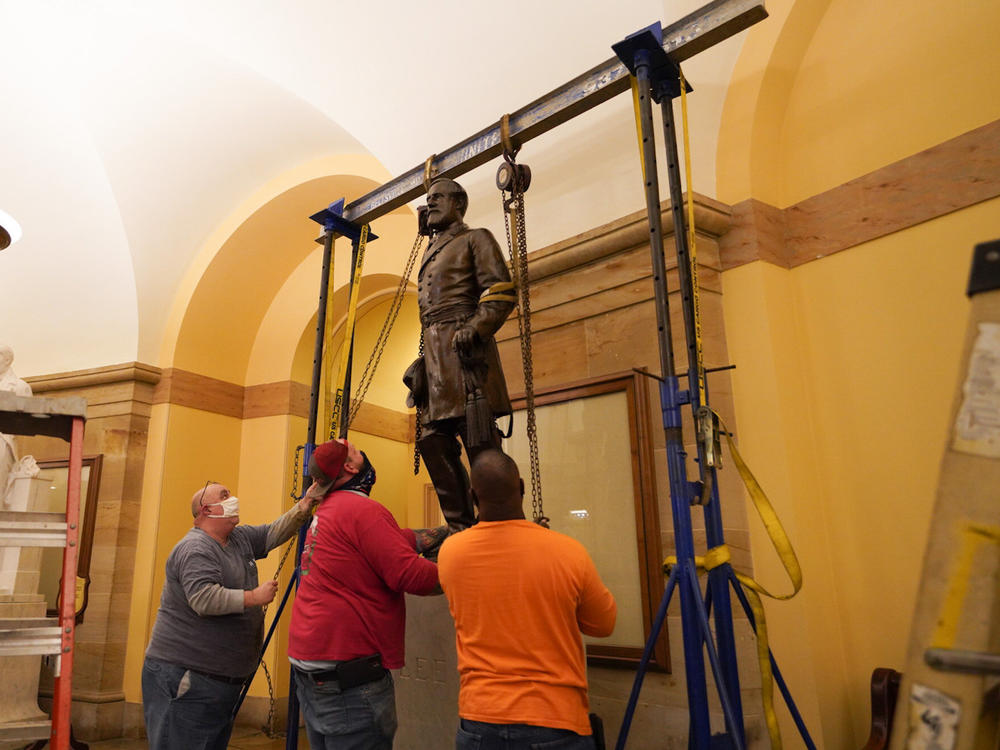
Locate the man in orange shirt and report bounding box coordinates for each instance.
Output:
[438,450,617,749]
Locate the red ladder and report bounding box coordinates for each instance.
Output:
[0,392,87,749]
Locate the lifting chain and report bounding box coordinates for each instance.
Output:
[257,471,305,739]
[413,328,425,475]
[498,140,547,527]
[346,231,425,428]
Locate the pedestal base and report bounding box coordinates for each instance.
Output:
[0,594,48,749]
[395,593,459,750]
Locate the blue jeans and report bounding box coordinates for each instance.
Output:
[141,656,243,750]
[456,719,597,750]
[294,668,397,750]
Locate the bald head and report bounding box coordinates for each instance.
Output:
[190,483,227,518]
[470,449,525,521]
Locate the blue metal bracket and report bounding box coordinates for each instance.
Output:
[309,198,379,243]
[611,22,692,103]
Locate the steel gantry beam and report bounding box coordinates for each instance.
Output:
[339,0,766,226]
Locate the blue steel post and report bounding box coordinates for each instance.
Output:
[282,221,336,747]
[281,206,375,749]
[656,88,745,745]
[631,46,713,746]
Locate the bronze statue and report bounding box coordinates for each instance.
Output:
[404,178,517,531]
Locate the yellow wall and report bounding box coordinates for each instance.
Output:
[125,404,244,702]
[778,0,1000,206]
[124,152,430,706]
[723,201,994,744]
[717,0,1000,743]
[717,0,1000,207]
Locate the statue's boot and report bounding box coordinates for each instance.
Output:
[418,432,476,532]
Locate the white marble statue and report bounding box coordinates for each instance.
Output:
[0,344,37,505]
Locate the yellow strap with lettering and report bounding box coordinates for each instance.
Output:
[630,77,646,181]
[329,225,369,438]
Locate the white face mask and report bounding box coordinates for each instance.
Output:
[208,496,240,518]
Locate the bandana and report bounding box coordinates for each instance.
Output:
[339,451,376,495]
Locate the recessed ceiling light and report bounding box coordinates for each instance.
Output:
[0,209,22,250]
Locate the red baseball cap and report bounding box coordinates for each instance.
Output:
[308,440,348,494]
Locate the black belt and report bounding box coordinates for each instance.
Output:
[187,667,248,685]
[295,653,385,689]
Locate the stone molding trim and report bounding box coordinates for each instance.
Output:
[26,361,161,392]
[26,361,162,419]
[244,380,310,420]
[152,367,244,418]
[496,193,731,344]
[721,118,1000,270]
[527,193,732,284]
[152,367,413,442]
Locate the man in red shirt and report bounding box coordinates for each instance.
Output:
[438,449,617,749]
[288,438,440,749]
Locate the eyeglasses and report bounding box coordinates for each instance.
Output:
[198,480,220,507]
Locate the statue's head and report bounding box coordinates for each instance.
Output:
[425,178,468,230]
[0,345,12,373]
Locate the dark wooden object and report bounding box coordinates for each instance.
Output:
[861,667,902,750]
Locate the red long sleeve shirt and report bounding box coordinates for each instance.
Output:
[288,488,439,668]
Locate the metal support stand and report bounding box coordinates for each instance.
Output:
[611,24,815,749]
[228,201,375,749]
[610,24,740,748]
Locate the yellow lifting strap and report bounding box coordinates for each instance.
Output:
[480,280,518,304]
[629,78,646,182]
[327,224,369,439]
[663,411,803,750]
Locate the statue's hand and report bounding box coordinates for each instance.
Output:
[452,326,480,362]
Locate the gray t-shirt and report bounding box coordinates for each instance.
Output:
[145,507,306,678]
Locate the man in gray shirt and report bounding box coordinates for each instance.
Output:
[142,480,318,750]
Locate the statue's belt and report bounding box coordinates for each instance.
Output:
[421,303,476,326]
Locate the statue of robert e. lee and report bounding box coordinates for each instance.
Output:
[404,178,517,532]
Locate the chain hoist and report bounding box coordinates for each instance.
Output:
[497,117,547,527]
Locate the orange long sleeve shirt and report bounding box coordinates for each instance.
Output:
[438,520,617,735]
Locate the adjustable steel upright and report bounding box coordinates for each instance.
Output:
[227,199,376,750]
[612,24,745,749]
[282,200,376,749]
[611,23,817,750]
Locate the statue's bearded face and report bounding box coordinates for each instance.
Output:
[425,184,464,230]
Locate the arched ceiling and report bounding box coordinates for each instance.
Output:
[0,0,757,377]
